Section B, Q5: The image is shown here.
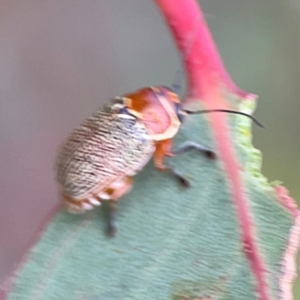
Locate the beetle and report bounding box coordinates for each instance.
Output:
[55,84,262,236]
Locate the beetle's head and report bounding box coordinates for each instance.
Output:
[114,86,183,141]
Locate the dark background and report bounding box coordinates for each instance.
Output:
[0,0,299,297]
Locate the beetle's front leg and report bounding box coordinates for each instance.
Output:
[154,139,190,187]
[161,165,191,187]
[173,141,216,159]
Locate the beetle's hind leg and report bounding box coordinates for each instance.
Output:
[173,141,216,159]
[99,176,133,237]
[106,201,117,237]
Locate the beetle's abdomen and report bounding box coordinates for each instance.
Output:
[56,106,155,200]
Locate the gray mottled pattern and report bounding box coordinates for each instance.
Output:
[55,104,155,198]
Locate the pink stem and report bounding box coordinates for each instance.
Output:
[155,0,253,102]
[274,186,300,300]
[155,1,268,299]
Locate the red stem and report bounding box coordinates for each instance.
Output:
[155,1,268,300]
[155,0,254,103]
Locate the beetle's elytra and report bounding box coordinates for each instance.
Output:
[55,86,262,236]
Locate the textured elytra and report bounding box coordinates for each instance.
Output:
[55,102,155,199]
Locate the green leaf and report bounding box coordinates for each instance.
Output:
[1,103,299,300]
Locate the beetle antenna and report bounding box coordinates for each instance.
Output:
[183,109,264,128]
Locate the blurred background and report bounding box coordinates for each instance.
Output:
[0,0,299,297]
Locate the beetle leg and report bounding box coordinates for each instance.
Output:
[154,140,216,187]
[172,141,216,159]
[106,200,117,237]
[156,163,190,187]
[163,165,191,187]
[154,140,190,187]
[154,139,174,168]
[102,176,133,237]
[163,139,175,157]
